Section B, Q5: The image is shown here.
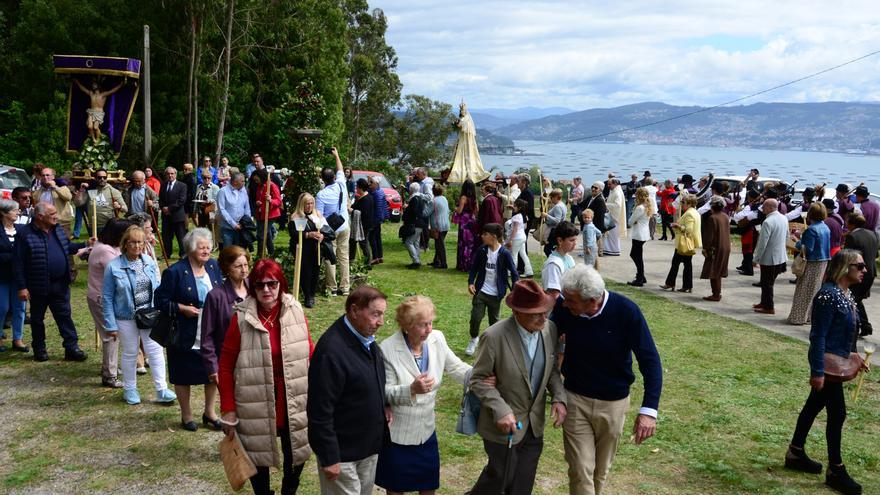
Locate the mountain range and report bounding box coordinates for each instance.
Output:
[489,102,880,152]
[470,106,574,130]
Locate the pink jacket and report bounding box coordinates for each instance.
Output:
[87,242,120,302]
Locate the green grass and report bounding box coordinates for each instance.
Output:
[1,228,879,493]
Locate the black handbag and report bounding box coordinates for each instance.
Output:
[325,187,346,231]
[150,311,180,349]
[135,307,161,330]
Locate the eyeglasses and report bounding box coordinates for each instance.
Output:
[850,262,868,271]
[254,280,280,291]
[96,176,108,180]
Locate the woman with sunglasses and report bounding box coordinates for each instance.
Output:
[785,249,869,495]
[218,259,314,495]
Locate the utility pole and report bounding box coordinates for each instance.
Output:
[143,25,152,167]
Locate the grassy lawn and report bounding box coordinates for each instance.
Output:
[1,228,879,493]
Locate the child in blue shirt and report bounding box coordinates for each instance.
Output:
[581,209,602,269]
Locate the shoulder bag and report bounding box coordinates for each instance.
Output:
[150,303,180,349]
[325,186,346,231]
[824,352,863,383]
[791,250,807,278]
[429,198,440,239]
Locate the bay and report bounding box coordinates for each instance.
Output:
[481,140,880,194]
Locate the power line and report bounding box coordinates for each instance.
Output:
[526,48,880,147]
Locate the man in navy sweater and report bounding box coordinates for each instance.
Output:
[552,264,663,495]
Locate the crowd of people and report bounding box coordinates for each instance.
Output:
[1,155,874,495]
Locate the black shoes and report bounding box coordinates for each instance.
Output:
[627,280,645,287]
[12,343,29,352]
[181,420,199,432]
[406,263,421,270]
[64,348,87,362]
[826,464,862,495]
[784,446,822,474]
[33,349,49,362]
[304,298,315,309]
[202,414,222,431]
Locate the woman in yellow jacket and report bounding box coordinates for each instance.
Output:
[660,194,702,292]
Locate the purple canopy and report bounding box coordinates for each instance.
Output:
[53,55,141,154]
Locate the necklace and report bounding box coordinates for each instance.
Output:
[258,304,279,329]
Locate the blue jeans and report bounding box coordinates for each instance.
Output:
[0,282,25,340]
[73,204,86,238]
[221,226,241,249]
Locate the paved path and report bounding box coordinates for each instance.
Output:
[528,234,880,363]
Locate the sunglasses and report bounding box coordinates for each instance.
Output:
[850,262,868,271]
[254,280,280,290]
[96,176,108,180]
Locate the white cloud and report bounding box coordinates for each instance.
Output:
[377,0,880,109]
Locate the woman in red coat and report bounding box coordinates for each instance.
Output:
[252,168,282,257]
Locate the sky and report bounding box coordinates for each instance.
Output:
[378,0,880,111]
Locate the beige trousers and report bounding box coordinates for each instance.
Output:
[87,297,119,381]
[317,454,377,495]
[563,392,630,495]
[324,228,350,293]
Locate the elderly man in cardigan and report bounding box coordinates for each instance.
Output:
[552,264,663,495]
[468,279,567,495]
[308,286,390,494]
[753,198,790,315]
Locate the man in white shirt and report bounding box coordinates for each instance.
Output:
[316,148,351,295]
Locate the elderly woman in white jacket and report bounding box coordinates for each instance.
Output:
[375,295,471,495]
[627,187,655,287]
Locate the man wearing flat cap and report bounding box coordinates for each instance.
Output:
[469,279,567,495]
[854,185,878,231]
[835,183,855,218]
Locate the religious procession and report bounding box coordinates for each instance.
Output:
[2,2,880,495]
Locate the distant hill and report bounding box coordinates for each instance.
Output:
[495,102,880,152]
[470,106,575,130]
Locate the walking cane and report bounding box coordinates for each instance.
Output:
[149,206,170,269]
[259,181,271,259]
[500,421,522,495]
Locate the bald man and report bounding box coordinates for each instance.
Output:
[123,170,158,215]
[753,199,790,315]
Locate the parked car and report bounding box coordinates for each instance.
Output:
[0,165,32,199]
[351,170,402,222]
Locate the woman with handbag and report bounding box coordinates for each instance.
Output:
[154,228,224,430]
[660,194,701,293]
[87,218,131,388]
[288,193,332,308]
[788,203,832,325]
[218,259,313,495]
[785,249,869,495]
[375,296,473,495]
[101,225,176,405]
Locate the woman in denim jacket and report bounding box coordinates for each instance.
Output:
[788,203,832,325]
[785,249,868,494]
[102,225,175,406]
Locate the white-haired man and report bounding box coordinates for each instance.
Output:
[401,182,428,269]
[552,264,663,495]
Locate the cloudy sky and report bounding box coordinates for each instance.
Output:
[379,1,880,111]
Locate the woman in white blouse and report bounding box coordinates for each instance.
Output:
[375,295,471,495]
[627,187,654,286]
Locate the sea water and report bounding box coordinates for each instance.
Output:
[481,140,880,194]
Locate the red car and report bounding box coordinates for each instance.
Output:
[351,170,402,222]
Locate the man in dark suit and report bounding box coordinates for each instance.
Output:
[159,167,188,258]
[469,280,567,495]
[844,213,878,336]
[308,286,389,492]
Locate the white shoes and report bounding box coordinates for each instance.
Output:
[465,336,479,356]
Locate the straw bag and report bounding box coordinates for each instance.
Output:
[219,430,257,490]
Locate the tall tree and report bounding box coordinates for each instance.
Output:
[394,94,453,171]
[342,1,401,161]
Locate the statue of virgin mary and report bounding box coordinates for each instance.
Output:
[448,101,490,183]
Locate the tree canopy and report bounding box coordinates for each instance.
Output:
[0,0,454,178]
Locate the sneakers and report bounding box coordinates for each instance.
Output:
[123,388,141,405]
[102,378,124,389]
[465,337,479,356]
[136,366,148,375]
[784,446,822,474]
[155,388,177,404]
[826,464,862,494]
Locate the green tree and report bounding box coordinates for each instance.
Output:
[342,1,401,161]
[394,94,453,172]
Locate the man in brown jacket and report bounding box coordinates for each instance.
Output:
[469,279,567,495]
